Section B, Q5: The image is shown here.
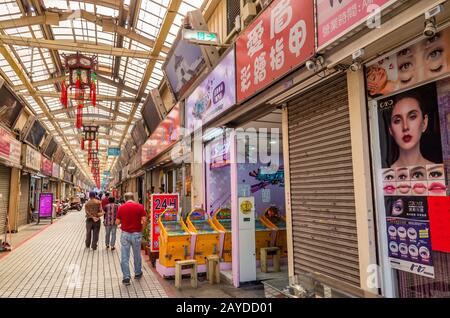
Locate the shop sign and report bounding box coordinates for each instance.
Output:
[60,167,64,180]
[108,147,120,156]
[41,156,53,176]
[39,193,53,218]
[317,0,397,49]
[150,194,179,252]
[186,48,236,135]
[22,144,41,171]
[64,172,72,183]
[0,125,21,166]
[142,104,180,164]
[52,162,60,179]
[236,0,315,103]
[163,37,206,101]
[366,25,450,98]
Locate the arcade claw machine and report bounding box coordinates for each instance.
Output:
[158,207,191,270]
[186,208,221,265]
[260,206,287,258]
[212,207,232,263]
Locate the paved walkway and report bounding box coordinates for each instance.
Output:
[0,210,167,298]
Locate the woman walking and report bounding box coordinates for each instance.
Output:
[103,196,119,250]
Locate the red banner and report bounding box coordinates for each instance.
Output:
[428,197,450,253]
[41,156,53,176]
[236,0,315,103]
[317,0,395,48]
[150,194,179,252]
[142,104,180,164]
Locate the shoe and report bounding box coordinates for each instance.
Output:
[111,246,115,251]
[106,245,110,249]
[92,247,97,251]
[134,273,143,279]
[122,278,131,286]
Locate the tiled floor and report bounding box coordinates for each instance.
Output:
[0,210,167,298]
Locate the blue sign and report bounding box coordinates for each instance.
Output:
[108,148,120,156]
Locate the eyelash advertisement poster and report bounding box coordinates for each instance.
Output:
[366,26,450,98]
[373,70,450,278]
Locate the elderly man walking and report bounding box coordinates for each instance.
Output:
[85,191,104,250]
[116,192,147,285]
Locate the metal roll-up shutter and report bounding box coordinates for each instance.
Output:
[18,175,30,227]
[0,165,11,235]
[288,74,360,287]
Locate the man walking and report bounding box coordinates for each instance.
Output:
[103,196,118,250]
[116,192,147,285]
[101,192,110,210]
[85,191,104,250]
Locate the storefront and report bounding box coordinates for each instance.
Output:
[20,144,41,226]
[364,23,450,298]
[0,125,21,234]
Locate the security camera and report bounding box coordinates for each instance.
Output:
[305,59,317,72]
[350,61,362,72]
[423,18,437,38]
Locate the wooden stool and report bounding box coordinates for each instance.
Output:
[260,247,281,273]
[175,259,198,289]
[206,255,220,284]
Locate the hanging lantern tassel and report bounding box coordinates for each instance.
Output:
[96,139,99,151]
[60,81,68,108]
[81,138,84,150]
[92,83,96,107]
[76,106,82,129]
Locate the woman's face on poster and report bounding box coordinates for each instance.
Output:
[389,97,428,152]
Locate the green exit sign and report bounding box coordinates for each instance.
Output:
[182,29,219,45]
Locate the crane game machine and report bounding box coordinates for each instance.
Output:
[212,207,232,263]
[151,194,190,276]
[186,208,221,265]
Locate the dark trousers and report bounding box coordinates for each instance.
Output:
[86,219,101,249]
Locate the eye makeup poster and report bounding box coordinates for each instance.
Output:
[375,80,450,278]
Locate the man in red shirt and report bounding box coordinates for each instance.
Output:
[101,192,110,210]
[116,192,147,285]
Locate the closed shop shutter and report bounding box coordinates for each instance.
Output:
[0,165,11,235]
[287,74,360,287]
[18,175,30,227]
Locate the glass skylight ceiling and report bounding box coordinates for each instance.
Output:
[0,0,204,183]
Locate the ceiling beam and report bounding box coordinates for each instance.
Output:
[38,103,130,119]
[13,75,65,91]
[60,0,130,16]
[18,90,137,102]
[0,12,59,28]
[96,74,145,97]
[1,9,171,54]
[0,34,164,59]
[0,43,90,181]
[111,0,182,172]
[55,118,131,125]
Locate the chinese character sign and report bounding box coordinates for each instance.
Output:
[317,0,395,48]
[236,0,314,103]
[150,194,179,252]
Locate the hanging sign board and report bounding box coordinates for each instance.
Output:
[0,126,21,166]
[150,194,179,252]
[182,29,219,45]
[108,147,120,156]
